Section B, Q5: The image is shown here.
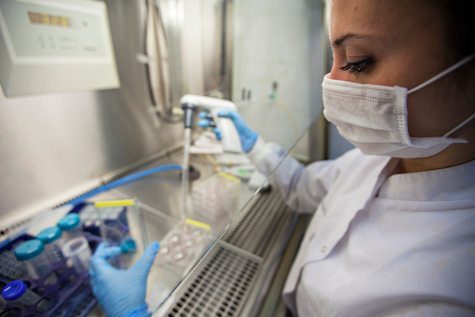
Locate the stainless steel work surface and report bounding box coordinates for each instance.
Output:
[154,189,299,317]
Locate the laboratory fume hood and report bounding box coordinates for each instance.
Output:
[0,0,327,316]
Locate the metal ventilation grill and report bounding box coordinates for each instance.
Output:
[166,245,261,317]
[163,190,295,316]
[223,190,293,258]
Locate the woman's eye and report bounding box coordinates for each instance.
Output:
[339,57,374,74]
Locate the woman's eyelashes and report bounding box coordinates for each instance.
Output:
[339,57,375,74]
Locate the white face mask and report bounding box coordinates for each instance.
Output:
[322,54,475,158]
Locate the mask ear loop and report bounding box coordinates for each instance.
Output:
[443,112,475,138]
[408,54,475,94]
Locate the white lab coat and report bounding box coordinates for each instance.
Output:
[248,139,475,317]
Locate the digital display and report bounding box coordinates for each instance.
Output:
[28,11,71,28]
[0,0,120,96]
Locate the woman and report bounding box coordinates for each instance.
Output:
[89,0,475,316]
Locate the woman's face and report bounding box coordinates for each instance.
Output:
[328,0,474,139]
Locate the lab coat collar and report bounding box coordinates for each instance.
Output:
[378,159,475,201]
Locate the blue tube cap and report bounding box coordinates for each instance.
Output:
[121,238,137,254]
[58,213,80,231]
[37,226,62,244]
[14,239,44,261]
[2,280,26,300]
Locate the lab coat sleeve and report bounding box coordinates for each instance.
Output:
[248,137,344,213]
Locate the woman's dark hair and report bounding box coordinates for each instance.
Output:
[431,1,475,61]
[429,0,474,95]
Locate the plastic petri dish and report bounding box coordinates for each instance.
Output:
[173,250,187,261]
[184,239,195,248]
[170,235,180,245]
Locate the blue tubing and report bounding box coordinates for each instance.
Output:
[68,164,182,206]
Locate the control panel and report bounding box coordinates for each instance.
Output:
[0,0,120,96]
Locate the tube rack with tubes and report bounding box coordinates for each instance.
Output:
[13,239,59,286]
[0,232,100,317]
[0,197,154,316]
[37,226,66,266]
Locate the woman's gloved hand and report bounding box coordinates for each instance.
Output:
[197,112,222,141]
[197,110,258,153]
[89,242,160,317]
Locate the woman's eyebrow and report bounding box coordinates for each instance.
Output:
[333,33,373,46]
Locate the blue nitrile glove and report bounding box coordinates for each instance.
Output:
[217,109,258,153]
[197,112,222,140]
[89,241,160,317]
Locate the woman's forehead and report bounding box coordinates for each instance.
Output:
[327,0,442,44]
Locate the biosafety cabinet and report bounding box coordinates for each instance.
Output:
[0,0,328,316]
